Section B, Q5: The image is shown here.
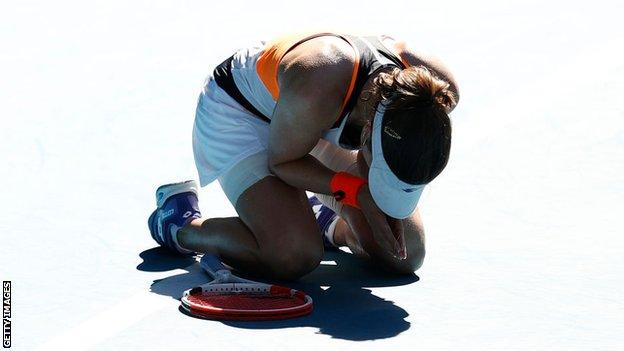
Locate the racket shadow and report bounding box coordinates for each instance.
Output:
[136,247,196,272]
[139,247,419,341]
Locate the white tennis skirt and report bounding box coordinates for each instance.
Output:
[192,73,359,207]
[192,75,271,187]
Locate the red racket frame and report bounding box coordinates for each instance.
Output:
[180,283,313,321]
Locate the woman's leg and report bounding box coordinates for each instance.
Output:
[178,155,324,281]
[333,209,426,274]
[310,141,425,274]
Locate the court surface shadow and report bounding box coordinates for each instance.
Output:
[138,247,419,341]
[136,247,197,272]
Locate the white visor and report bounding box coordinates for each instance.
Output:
[368,102,425,219]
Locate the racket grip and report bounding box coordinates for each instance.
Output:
[200,254,229,277]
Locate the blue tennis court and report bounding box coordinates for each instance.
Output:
[1,1,622,349]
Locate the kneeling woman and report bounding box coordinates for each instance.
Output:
[148,32,459,280]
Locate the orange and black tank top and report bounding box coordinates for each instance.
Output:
[212,32,409,148]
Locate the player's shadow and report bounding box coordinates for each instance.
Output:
[138,247,418,341]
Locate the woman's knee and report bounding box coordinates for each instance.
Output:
[407,244,426,272]
[378,212,427,275]
[261,231,324,280]
[379,244,426,275]
[399,213,427,273]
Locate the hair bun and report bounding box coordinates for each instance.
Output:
[374,66,456,113]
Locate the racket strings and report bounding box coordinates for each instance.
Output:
[187,294,305,310]
[201,291,292,297]
[201,287,272,293]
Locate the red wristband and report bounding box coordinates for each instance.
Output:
[330,172,368,208]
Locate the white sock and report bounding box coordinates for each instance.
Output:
[171,224,194,254]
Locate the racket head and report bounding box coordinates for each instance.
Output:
[180,282,313,321]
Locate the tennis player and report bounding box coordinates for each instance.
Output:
[148,32,459,280]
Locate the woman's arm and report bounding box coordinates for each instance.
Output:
[267,37,354,195]
[267,38,403,258]
[269,38,405,257]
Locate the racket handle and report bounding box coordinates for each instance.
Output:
[200,254,229,277]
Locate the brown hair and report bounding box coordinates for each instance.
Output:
[371,66,457,184]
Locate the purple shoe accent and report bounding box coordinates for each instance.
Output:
[148,181,201,255]
[308,196,338,249]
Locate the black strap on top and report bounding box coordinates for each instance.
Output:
[213,56,272,123]
[330,35,407,130]
[331,35,407,148]
[212,35,407,128]
[363,35,407,68]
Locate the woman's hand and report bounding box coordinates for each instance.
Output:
[386,215,406,259]
[356,184,407,259]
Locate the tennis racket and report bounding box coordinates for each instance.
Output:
[180,254,313,320]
